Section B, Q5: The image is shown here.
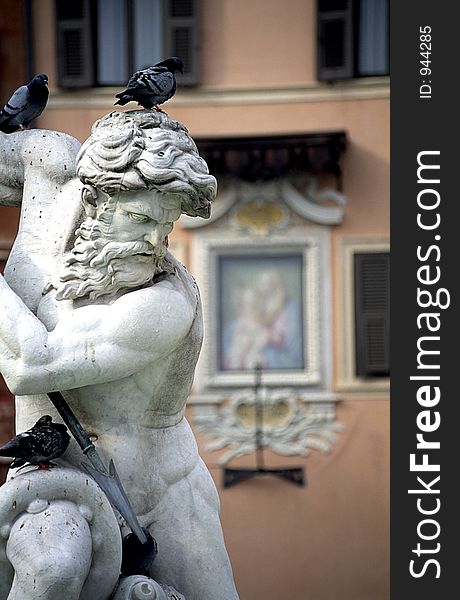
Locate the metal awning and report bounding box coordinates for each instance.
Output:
[196,131,347,187]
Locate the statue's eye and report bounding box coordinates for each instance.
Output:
[128,213,149,223]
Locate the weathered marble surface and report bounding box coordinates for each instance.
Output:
[0,112,239,599]
[112,575,185,600]
[0,465,121,599]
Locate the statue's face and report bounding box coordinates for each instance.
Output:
[103,189,181,259]
[55,189,182,301]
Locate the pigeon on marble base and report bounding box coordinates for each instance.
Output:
[0,415,70,469]
[0,74,49,134]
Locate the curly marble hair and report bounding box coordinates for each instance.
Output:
[75,110,216,218]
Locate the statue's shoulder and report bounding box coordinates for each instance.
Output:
[165,252,201,302]
[130,253,200,314]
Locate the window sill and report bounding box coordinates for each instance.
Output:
[334,377,390,395]
[47,77,390,110]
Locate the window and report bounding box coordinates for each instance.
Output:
[336,238,389,392]
[354,252,389,377]
[56,0,199,88]
[317,0,389,81]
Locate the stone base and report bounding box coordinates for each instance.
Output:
[111,576,185,600]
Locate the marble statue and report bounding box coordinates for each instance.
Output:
[0,110,239,600]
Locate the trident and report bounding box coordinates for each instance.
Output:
[47,391,147,544]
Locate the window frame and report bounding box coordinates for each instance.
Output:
[55,0,199,89]
[354,251,390,377]
[336,237,390,393]
[191,229,333,392]
[317,0,389,82]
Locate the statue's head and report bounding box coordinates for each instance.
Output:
[56,111,216,301]
[76,110,216,219]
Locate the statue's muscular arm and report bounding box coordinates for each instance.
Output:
[0,275,195,395]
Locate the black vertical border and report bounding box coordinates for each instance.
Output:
[391,1,459,598]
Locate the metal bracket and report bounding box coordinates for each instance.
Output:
[222,366,305,489]
[223,467,305,488]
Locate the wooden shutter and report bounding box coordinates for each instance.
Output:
[56,0,94,88]
[354,252,390,376]
[164,0,199,85]
[317,0,354,81]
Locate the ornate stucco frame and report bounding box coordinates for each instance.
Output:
[192,228,333,391]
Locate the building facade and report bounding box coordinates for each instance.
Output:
[0,1,389,598]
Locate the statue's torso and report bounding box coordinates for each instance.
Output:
[11,255,204,513]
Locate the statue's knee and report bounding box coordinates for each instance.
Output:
[6,499,93,582]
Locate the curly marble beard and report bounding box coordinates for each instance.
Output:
[55,219,166,301]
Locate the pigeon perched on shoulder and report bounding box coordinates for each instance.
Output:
[0,415,70,469]
[114,57,184,111]
[0,73,49,134]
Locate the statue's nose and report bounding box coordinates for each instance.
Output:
[144,229,163,247]
[144,226,171,253]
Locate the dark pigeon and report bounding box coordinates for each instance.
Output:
[0,415,70,469]
[115,57,184,110]
[0,73,49,134]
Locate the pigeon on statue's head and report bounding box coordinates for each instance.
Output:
[0,415,70,469]
[0,74,49,134]
[114,57,184,112]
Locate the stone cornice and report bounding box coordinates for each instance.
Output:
[47,78,390,110]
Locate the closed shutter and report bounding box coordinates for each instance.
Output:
[56,0,94,88]
[164,0,199,85]
[354,252,390,376]
[317,0,354,81]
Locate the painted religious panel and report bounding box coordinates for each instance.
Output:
[218,254,304,372]
[192,231,328,388]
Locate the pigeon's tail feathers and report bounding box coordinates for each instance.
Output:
[0,105,20,133]
[0,119,18,134]
[0,432,30,456]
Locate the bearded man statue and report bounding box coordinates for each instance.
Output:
[0,110,239,600]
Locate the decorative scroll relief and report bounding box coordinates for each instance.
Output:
[193,389,344,464]
[179,177,347,230]
[232,199,289,234]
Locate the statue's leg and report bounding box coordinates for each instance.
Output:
[6,499,92,600]
[147,459,239,600]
